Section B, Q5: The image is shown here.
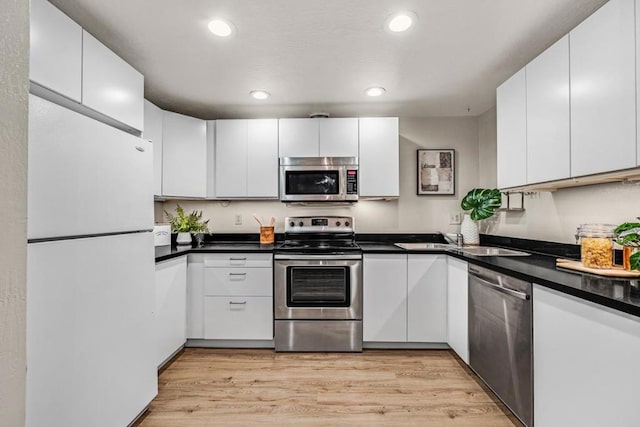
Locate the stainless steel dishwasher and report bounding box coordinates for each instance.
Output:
[468,265,533,427]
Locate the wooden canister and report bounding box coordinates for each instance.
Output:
[260,226,274,244]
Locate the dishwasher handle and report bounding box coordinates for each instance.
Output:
[470,274,530,301]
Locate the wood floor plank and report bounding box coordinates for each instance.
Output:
[135,348,522,427]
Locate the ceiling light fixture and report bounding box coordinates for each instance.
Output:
[365,87,386,97]
[386,11,417,33]
[208,19,235,37]
[250,90,270,100]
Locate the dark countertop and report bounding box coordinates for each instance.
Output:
[155,242,274,262]
[155,233,640,318]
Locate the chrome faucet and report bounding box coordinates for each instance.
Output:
[441,232,464,247]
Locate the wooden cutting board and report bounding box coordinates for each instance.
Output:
[556,259,640,278]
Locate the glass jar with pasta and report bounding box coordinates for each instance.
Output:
[576,224,616,269]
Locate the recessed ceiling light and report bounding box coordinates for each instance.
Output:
[250,90,270,100]
[365,87,386,97]
[386,11,417,33]
[208,19,235,37]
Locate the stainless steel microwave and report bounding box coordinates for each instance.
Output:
[279,157,358,202]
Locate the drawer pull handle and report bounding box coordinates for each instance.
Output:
[229,257,247,261]
[229,273,247,281]
[229,301,247,305]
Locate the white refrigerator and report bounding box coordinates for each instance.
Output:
[26,94,157,427]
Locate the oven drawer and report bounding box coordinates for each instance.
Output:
[203,296,273,340]
[204,268,272,296]
[203,253,272,268]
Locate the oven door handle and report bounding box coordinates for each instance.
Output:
[274,254,362,260]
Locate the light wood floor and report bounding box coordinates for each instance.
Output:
[135,348,522,427]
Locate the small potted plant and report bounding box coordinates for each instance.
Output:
[460,188,502,245]
[164,204,210,246]
[614,222,640,271]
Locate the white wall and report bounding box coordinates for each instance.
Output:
[478,107,640,244]
[160,117,481,234]
[0,0,29,425]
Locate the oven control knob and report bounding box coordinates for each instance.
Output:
[336,221,341,226]
[289,221,295,227]
[298,221,304,227]
[345,221,350,227]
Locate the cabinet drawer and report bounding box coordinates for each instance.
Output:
[203,253,272,268]
[204,268,272,296]
[203,297,273,340]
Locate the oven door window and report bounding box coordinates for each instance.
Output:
[285,171,340,195]
[287,266,350,307]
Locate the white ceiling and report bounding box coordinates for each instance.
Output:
[50,0,608,119]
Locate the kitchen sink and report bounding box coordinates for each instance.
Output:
[394,243,456,250]
[458,246,530,256]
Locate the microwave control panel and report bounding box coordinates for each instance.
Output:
[346,170,358,195]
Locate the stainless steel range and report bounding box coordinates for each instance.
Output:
[274,216,363,352]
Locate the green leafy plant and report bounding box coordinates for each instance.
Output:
[164,204,210,233]
[460,188,502,221]
[614,222,640,270]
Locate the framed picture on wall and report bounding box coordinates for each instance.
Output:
[417,149,455,195]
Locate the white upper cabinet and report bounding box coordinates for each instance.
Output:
[216,119,279,198]
[247,119,279,197]
[497,68,527,189]
[143,100,164,196]
[30,0,82,102]
[278,118,319,157]
[162,111,207,198]
[82,31,144,132]
[279,118,360,158]
[526,35,571,184]
[570,0,636,177]
[358,117,399,198]
[636,0,640,166]
[319,118,358,157]
[215,120,248,198]
[206,121,216,198]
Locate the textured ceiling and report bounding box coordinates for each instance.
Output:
[50,0,608,119]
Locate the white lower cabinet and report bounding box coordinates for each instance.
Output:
[447,257,469,363]
[155,257,187,367]
[407,255,448,342]
[363,254,408,342]
[203,297,273,340]
[533,285,640,427]
[188,253,273,341]
[363,254,447,343]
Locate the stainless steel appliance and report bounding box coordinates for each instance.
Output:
[468,265,533,427]
[279,157,358,202]
[274,216,362,351]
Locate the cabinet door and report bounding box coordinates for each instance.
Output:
[82,31,144,132]
[215,119,248,197]
[363,254,407,342]
[203,297,273,340]
[526,35,570,184]
[570,0,636,177]
[534,285,640,427]
[319,118,358,157]
[143,100,164,196]
[496,68,527,189]
[247,119,279,197]
[155,257,187,367]
[407,255,447,342]
[162,110,207,198]
[206,121,216,198]
[28,94,153,240]
[358,118,399,197]
[186,254,204,339]
[447,257,468,363]
[278,118,319,157]
[30,0,82,102]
